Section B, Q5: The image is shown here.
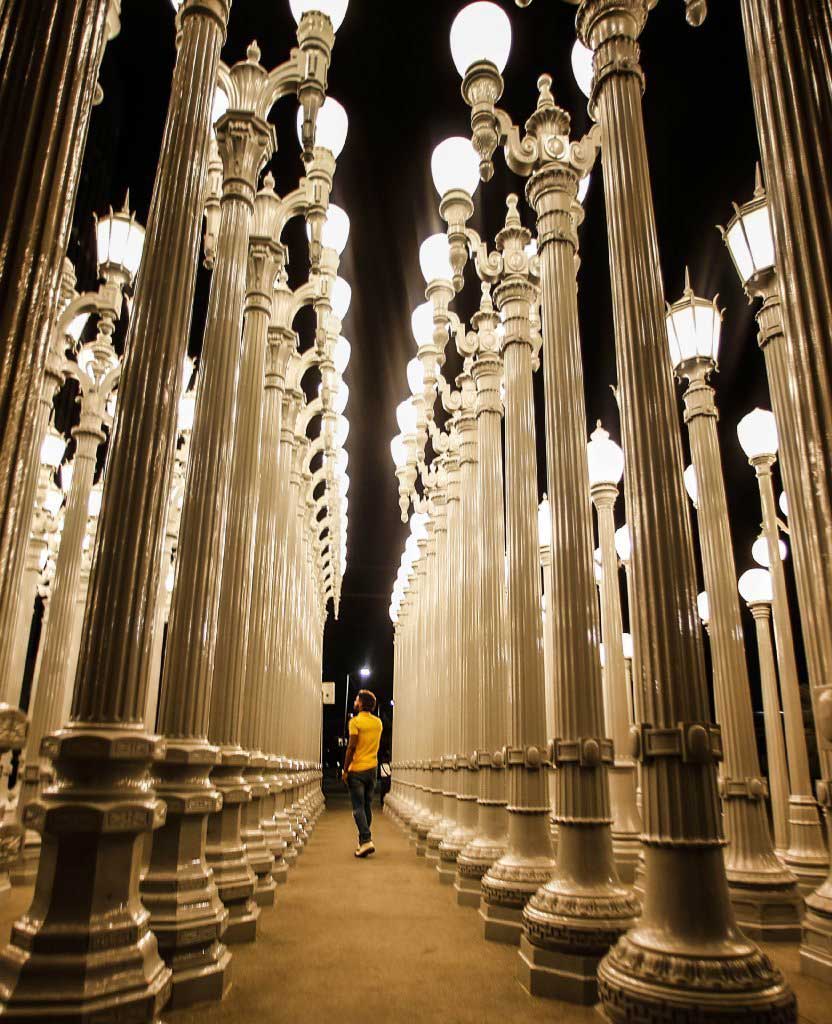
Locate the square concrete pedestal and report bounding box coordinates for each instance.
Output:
[454,873,482,907]
[517,933,600,1003]
[437,858,457,885]
[480,899,522,945]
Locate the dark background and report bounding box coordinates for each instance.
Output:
[49,0,813,776]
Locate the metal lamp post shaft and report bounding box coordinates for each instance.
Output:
[681,367,801,938]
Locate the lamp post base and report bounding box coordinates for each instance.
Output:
[783,795,829,896]
[517,934,604,1004]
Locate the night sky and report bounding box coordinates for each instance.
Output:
[59,1,813,774]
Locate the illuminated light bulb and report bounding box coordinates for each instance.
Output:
[572,39,594,98]
[40,432,66,469]
[537,495,551,548]
[738,567,773,605]
[431,136,480,197]
[411,302,436,348]
[396,398,418,435]
[684,464,698,505]
[615,524,631,563]
[289,0,349,30]
[406,357,425,397]
[752,533,787,567]
[331,276,351,320]
[419,233,454,283]
[737,408,778,460]
[450,2,512,77]
[390,435,407,468]
[697,591,710,625]
[622,632,633,660]
[334,335,351,374]
[587,422,624,486]
[295,96,349,157]
[307,202,350,255]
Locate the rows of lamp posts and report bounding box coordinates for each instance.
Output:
[386,2,831,1020]
[0,1,350,1019]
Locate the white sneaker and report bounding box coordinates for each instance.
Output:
[354,841,375,858]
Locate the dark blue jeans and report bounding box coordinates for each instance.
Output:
[348,768,375,844]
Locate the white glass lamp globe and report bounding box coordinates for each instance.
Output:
[419,233,454,284]
[390,434,408,468]
[307,203,350,255]
[724,196,775,289]
[622,632,634,660]
[295,97,348,157]
[289,0,348,30]
[211,87,229,129]
[66,312,90,344]
[779,491,789,517]
[578,174,591,205]
[43,488,63,518]
[336,448,348,475]
[339,474,349,497]
[599,642,605,669]
[335,414,349,447]
[666,284,722,370]
[96,204,145,281]
[737,408,778,460]
[614,524,631,563]
[587,422,624,487]
[450,2,512,77]
[431,136,480,198]
[331,276,352,319]
[572,39,594,99]
[684,464,698,506]
[406,357,425,397]
[410,511,428,543]
[697,591,710,625]
[738,567,774,605]
[538,495,551,548]
[332,379,349,415]
[405,535,420,564]
[40,431,66,470]
[88,486,103,518]
[752,533,787,568]
[333,335,351,374]
[178,392,196,432]
[411,302,436,348]
[61,463,74,495]
[396,398,418,436]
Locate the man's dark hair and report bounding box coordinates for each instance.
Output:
[357,689,377,712]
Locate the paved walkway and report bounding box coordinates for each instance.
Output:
[0,794,827,1022]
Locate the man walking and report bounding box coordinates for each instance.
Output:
[342,689,383,857]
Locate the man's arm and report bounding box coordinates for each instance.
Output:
[342,735,358,782]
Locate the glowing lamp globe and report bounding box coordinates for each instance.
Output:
[666,277,722,371]
[66,312,90,344]
[335,414,349,447]
[178,392,196,433]
[331,380,349,415]
[684,464,698,506]
[182,355,195,391]
[390,434,408,468]
[88,485,103,518]
[40,431,66,470]
[537,495,551,548]
[419,233,454,284]
[307,202,350,255]
[572,39,594,99]
[339,474,349,497]
[336,448,348,475]
[697,591,710,626]
[296,97,348,157]
[331,276,352,320]
[61,463,74,495]
[411,302,436,348]
[599,642,605,669]
[738,567,774,605]
[450,2,512,77]
[334,335,351,374]
[407,357,425,397]
[779,491,789,517]
[578,174,591,205]
[622,632,633,660]
[43,488,63,518]
[289,0,348,30]
[396,398,418,436]
[737,408,778,460]
[587,422,624,487]
[614,524,631,563]
[405,535,420,564]
[431,137,480,198]
[752,533,787,568]
[410,512,428,543]
[211,87,229,129]
[96,202,145,281]
[723,182,776,290]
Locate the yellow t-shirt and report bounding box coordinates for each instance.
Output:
[348,712,383,773]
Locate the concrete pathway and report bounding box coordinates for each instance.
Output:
[0,794,827,1022]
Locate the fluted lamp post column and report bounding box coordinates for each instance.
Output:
[736,408,828,894]
[739,568,791,861]
[540,0,798,1018]
[587,424,641,886]
[447,9,636,994]
[723,179,832,972]
[0,0,239,1016]
[456,287,509,900]
[666,278,802,938]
